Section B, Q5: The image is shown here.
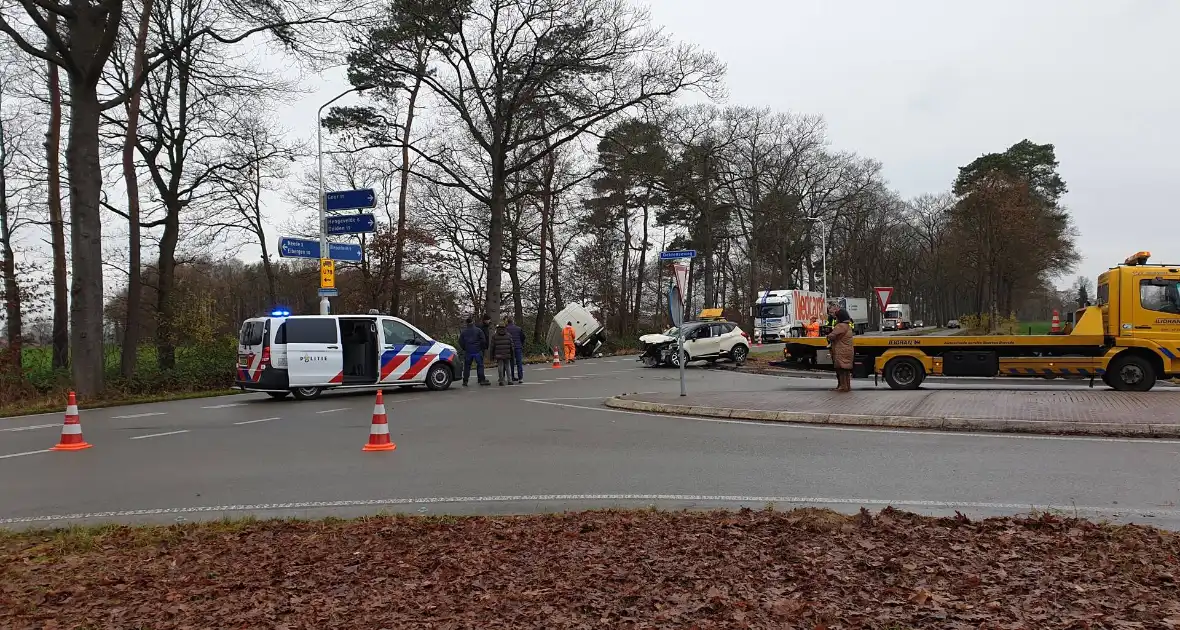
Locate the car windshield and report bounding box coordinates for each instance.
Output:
[757,303,785,318]
[662,327,679,337]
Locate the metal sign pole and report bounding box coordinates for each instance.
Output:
[678,321,686,397]
[660,250,696,397]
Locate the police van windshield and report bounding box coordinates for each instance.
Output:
[757,304,786,318]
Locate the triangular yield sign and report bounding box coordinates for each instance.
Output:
[874,287,894,312]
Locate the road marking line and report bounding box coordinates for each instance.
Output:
[523,399,1180,445]
[202,403,243,409]
[234,417,280,425]
[0,423,58,432]
[112,412,167,419]
[316,408,351,414]
[129,430,189,440]
[4,494,1177,525]
[0,449,53,460]
[555,377,571,380]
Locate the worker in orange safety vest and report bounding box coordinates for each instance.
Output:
[804,316,821,337]
[562,321,577,363]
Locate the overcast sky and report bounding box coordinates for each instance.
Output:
[277,0,1179,287]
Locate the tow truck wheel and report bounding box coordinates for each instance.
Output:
[1108,355,1156,392]
[883,357,925,390]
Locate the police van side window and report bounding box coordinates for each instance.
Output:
[382,320,417,345]
[284,318,339,343]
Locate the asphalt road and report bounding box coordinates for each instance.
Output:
[3,356,1179,529]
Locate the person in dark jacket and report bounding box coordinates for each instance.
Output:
[478,314,493,362]
[505,317,525,382]
[459,317,490,386]
[490,323,515,385]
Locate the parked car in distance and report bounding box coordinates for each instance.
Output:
[946,319,960,329]
[915,320,925,328]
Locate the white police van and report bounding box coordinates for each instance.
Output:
[236,310,459,400]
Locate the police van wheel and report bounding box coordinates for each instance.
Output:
[884,357,924,390]
[292,387,322,400]
[267,392,289,400]
[425,363,453,391]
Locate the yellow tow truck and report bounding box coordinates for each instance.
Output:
[783,252,1180,391]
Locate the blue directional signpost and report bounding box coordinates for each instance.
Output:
[661,250,696,396]
[325,189,376,211]
[326,213,376,235]
[278,237,364,263]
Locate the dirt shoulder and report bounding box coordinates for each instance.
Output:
[3,508,1178,628]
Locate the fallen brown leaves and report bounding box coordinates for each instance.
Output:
[2,507,1179,629]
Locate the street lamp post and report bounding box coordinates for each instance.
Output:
[316,84,374,315]
[806,216,827,300]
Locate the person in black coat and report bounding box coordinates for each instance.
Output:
[458,318,489,386]
[490,323,516,385]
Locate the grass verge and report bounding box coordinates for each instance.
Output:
[2,508,1177,628]
[0,388,240,419]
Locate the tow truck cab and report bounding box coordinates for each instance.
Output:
[783,252,1180,391]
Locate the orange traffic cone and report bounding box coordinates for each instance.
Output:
[51,391,92,451]
[362,390,396,452]
[1051,310,1061,334]
[552,348,562,369]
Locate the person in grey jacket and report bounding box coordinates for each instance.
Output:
[490,323,516,386]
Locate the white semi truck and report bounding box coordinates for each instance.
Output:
[752,289,828,341]
[882,303,913,331]
[837,296,869,335]
[547,303,606,358]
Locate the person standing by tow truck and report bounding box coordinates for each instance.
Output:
[826,303,856,392]
[459,318,490,387]
[562,321,577,363]
[805,316,821,337]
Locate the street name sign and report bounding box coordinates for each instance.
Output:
[279,237,364,262]
[326,213,376,235]
[325,189,376,211]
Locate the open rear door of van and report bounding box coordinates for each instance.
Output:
[283,317,344,387]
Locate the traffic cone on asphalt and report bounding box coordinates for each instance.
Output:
[1051,310,1061,334]
[362,390,396,452]
[51,391,92,451]
[552,348,562,368]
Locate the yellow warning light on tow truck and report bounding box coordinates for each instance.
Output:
[1124,251,1151,266]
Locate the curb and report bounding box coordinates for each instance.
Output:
[603,397,1180,438]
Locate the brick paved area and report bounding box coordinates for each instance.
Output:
[610,388,1180,436]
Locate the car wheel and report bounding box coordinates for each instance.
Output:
[670,349,689,367]
[1108,354,1155,392]
[425,363,453,391]
[883,357,925,390]
[267,392,289,400]
[730,344,749,364]
[291,386,322,400]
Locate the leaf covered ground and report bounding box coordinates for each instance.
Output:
[2,508,1179,629]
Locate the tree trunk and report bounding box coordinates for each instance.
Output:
[119,0,154,379]
[45,14,69,372]
[260,237,277,305]
[391,73,422,315]
[0,115,21,377]
[155,204,181,370]
[66,80,106,396]
[618,211,631,337]
[633,203,648,334]
[483,159,506,321]
[533,188,550,343]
